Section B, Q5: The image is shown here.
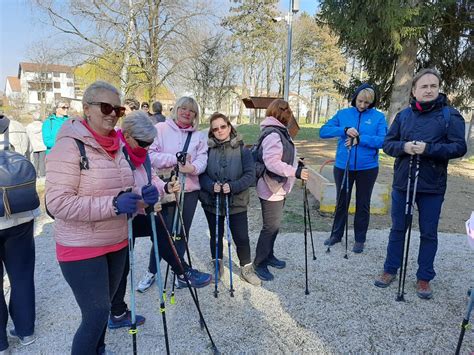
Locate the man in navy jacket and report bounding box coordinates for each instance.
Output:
[374,68,467,299]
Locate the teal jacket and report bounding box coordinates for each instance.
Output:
[42,114,68,154]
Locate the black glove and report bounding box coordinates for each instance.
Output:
[295,165,304,179]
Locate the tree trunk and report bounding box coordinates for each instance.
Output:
[387,36,418,124]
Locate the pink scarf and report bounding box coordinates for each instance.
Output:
[117,130,147,168]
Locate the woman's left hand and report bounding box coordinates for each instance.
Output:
[166,180,181,194]
[142,184,159,206]
[222,183,231,194]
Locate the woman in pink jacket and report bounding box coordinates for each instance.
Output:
[253,99,308,282]
[45,81,155,355]
[109,111,211,329]
[138,97,208,292]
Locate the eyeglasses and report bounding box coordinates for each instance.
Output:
[142,105,149,109]
[61,106,70,110]
[134,138,153,148]
[212,124,228,133]
[88,102,126,117]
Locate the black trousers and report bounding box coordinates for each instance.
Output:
[254,199,285,267]
[0,220,35,351]
[204,210,251,266]
[331,166,379,243]
[148,191,199,273]
[111,214,182,316]
[59,247,127,355]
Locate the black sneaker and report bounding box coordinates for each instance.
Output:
[323,236,342,246]
[253,264,274,281]
[108,311,146,329]
[266,255,286,269]
[176,268,212,289]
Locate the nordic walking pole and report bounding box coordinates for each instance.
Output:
[224,193,235,297]
[127,215,138,355]
[455,288,474,355]
[214,188,220,298]
[327,140,352,254]
[396,154,419,302]
[156,212,220,354]
[343,145,351,260]
[148,206,171,355]
[303,180,310,295]
[304,185,316,261]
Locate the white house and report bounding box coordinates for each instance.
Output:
[4,62,76,112]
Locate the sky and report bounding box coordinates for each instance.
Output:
[0,0,319,92]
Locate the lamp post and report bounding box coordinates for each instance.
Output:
[283,0,299,101]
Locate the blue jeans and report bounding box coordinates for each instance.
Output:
[383,189,444,281]
[0,220,35,351]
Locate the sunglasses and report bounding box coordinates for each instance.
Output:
[135,138,153,148]
[212,124,228,133]
[88,102,126,117]
[61,106,70,110]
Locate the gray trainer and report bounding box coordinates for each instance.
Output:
[8,329,37,346]
[240,263,262,286]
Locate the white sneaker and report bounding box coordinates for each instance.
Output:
[137,271,155,293]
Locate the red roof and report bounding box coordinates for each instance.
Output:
[6,76,20,92]
[19,62,74,74]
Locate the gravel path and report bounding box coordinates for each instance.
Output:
[4,205,474,354]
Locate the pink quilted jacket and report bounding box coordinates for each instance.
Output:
[46,118,135,247]
[148,118,208,192]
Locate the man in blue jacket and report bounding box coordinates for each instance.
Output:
[374,68,467,299]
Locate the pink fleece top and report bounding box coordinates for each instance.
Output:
[148,118,207,192]
[256,117,298,201]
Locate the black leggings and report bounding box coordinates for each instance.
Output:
[59,247,127,355]
[111,214,183,316]
[148,191,199,273]
[204,210,251,266]
[331,166,379,243]
[254,199,285,266]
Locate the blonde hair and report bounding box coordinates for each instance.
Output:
[357,88,375,104]
[170,97,200,126]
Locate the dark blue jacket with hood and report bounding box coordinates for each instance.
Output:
[383,93,467,194]
[319,83,387,171]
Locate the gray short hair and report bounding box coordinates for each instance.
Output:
[82,81,120,106]
[412,68,442,89]
[152,101,162,114]
[121,111,157,143]
[170,96,200,125]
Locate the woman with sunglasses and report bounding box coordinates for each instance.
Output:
[199,113,261,286]
[138,96,210,292]
[253,99,309,282]
[45,81,153,355]
[108,111,211,329]
[42,100,69,154]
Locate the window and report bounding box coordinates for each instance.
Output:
[66,73,73,79]
[54,93,62,100]
[37,92,45,101]
[67,82,74,87]
[53,72,60,78]
[54,82,61,89]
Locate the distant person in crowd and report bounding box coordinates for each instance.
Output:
[252,99,308,282]
[374,68,467,299]
[42,100,69,154]
[124,98,140,115]
[45,81,141,354]
[319,84,387,253]
[26,113,47,178]
[109,112,211,328]
[150,100,166,124]
[0,115,39,353]
[141,102,150,115]
[199,112,261,286]
[137,96,209,292]
[6,118,30,158]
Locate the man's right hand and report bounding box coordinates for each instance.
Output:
[404,142,416,155]
[213,183,222,193]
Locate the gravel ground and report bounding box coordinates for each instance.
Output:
[3,205,474,354]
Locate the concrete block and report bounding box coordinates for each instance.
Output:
[306,165,390,215]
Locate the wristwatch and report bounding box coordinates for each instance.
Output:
[112,196,120,215]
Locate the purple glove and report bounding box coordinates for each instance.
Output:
[141,184,159,206]
[114,192,141,215]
